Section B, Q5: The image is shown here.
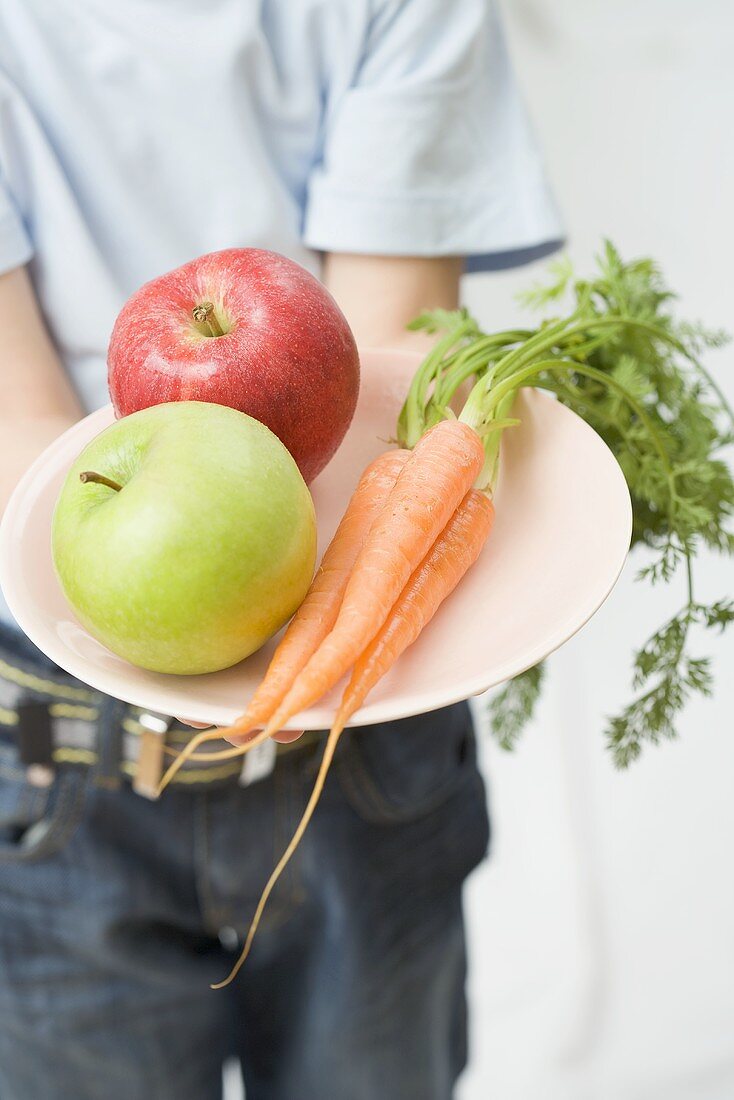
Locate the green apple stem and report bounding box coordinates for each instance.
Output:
[79,471,123,492]
[192,301,224,338]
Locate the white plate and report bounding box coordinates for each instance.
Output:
[0,349,632,728]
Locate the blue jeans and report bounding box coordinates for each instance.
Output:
[0,625,489,1099]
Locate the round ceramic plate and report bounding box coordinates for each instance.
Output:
[0,349,631,728]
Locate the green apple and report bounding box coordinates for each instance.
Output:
[52,401,317,674]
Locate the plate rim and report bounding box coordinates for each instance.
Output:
[0,354,632,727]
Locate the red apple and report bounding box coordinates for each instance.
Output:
[108,248,360,483]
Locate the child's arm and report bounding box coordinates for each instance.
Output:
[323,254,462,350]
[0,266,82,513]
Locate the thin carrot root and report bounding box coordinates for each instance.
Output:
[163,743,256,763]
[155,726,272,796]
[156,728,224,794]
[211,720,345,989]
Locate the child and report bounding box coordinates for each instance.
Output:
[0,2,561,1097]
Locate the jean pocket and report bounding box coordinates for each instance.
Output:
[336,702,478,825]
[0,740,87,863]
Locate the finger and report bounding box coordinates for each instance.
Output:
[223,725,262,748]
[272,729,304,744]
[176,717,216,729]
[222,726,305,747]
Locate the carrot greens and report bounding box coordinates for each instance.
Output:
[401,242,733,765]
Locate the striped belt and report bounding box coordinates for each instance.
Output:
[0,652,323,797]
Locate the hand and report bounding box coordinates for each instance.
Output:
[176,718,304,746]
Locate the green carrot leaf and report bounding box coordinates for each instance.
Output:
[416,243,733,763]
[488,664,545,751]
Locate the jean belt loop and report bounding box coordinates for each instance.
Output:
[133,711,172,800]
[16,696,56,789]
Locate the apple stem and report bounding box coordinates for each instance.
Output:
[192,301,224,338]
[79,471,123,492]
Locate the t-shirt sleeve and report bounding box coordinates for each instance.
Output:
[303,0,563,271]
[0,175,32,275]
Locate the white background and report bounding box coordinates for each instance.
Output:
[459,2,734,1099]
[229,2,734,1097]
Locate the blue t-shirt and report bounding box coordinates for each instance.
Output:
[0,0,562,623]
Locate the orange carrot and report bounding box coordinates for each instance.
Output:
[331,489,494,730]
[228,448,410,742]
[211,488,494,989]
[262,419,484,737]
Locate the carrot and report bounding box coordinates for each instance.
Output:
[211,487,494,989]
[228,448,411,742]
[261,419,485,737]
[331,489,494,730]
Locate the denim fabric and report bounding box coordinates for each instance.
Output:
[0,627,490,1100]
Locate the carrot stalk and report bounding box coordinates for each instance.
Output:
[262,420,485,737]
[226,449,411,743]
